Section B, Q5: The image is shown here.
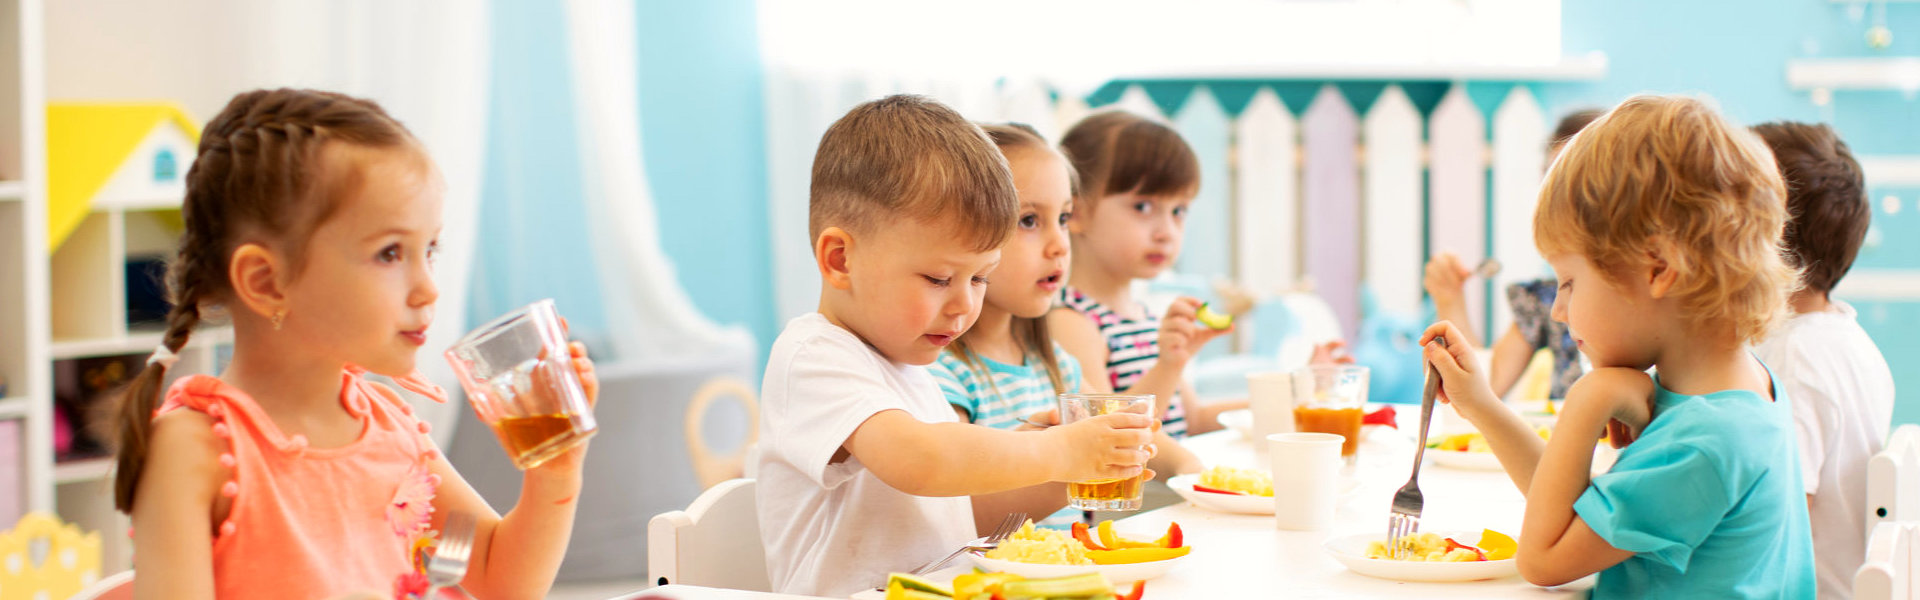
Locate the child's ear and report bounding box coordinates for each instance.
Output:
[1644,238,1679,299]
[1067,196,1088,235]
[816,227,855,290]
[229,242,290,321]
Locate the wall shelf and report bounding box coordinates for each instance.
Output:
[51,326,231,361]
[0,180,21,201]
[1786,57,1920,91]
[52,457,112,485]
[0,397,27,420]
[1114,53,1610,82]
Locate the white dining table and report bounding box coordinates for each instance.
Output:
[617,406,1598,599]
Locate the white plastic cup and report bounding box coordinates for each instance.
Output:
[1246,371,1305,440]
[1269,432,1344,531]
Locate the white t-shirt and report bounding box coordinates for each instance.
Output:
[755,313,976,597]
[1754,301,1896,600]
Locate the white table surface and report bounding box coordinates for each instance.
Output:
[621,407,1597,599]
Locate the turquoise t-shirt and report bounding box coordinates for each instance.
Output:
[929,344,1084,429]
[1572,369,1815,599]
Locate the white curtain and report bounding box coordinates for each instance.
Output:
[238,1,492,445]
[561,0,757,366]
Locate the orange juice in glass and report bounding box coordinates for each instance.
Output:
[445,299,598,470]
[1292,365,1368,464]
[1059,393,1153,511]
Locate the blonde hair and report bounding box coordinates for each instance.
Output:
[1535,95,1798,343]
[947,123,1077,399]
[809,95,1016,251]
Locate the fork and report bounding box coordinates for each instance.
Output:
[426,512,476,597]
[909,512,1028,576]
[1388,337,1447,559]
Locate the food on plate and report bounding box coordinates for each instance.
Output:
[886,571,1148,600]
[1062,520,1189,564]
[1364,530,1515,562]
[1194,465,1272,497]
[984,521,1092,565]
[1429,427,1551,453]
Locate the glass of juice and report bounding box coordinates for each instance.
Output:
[445,299,597,470]
[1292,365,1368,464]
[1058,393,1153,511]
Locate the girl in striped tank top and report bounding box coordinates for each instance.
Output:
[934,123,1194,527]
[1047,111,1228,457]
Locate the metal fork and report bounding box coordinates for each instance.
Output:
[1388,337,1447,559]
[426,512,476,596]
[909,512,1028,576]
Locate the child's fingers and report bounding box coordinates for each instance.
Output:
[1164,297,1202,320]
[1423,341,1473,385]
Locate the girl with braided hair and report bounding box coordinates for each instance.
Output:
[112,88,597,599]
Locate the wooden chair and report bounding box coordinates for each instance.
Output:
[685,377,759,489]
[647,478,768,591]
[0,512,102,600]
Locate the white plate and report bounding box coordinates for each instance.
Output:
[1430,449,1505,471]
[967,549,1186,584]
[1323,531,1519,583]
[1217,408,1254,439]
[1167,473,1273,514]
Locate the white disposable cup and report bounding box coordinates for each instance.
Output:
[1246,371,1305,440]
[1269,432,1344,531]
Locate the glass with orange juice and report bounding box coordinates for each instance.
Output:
[1292,365,1368,464]
[445,299,598,470]
[1059,393,1153,511]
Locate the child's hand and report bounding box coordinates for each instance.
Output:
[525,341,597,476]
[1565,368,1655,448]
[1157,297,1231,368]
[1309,340,1355,365]
[1423,253,1471,311]
[1418,321,1503,418]
[1051,412,1155,482]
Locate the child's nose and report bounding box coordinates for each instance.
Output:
[409,264,439,307]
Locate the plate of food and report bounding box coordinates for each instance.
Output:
[1426,428,1550,471]
[1167,468,1272,514]
[864,570,1149,600]
[966,520,1189,584]
[1324,529,1520,583]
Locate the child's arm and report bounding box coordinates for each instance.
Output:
[1421,322,1548,493]
[1048,307,1113,393]
[1487,324,1535,399]
[430,341,598,600]
[845,410,1153,497]
[130,411,225,600]
[1513,368,1652,586]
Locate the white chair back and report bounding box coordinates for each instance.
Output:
[685,378,760,489]
[1855,521,1918,600]
[1867,425,1920,529]
[647,478,769,592]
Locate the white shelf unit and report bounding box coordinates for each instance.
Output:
[2,0,224,574]
[1786,57,1920,91]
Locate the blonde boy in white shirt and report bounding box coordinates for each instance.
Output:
[757,95,1156,597]
[1751,121,1896,600]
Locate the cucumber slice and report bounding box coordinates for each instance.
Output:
[886,573,954,597]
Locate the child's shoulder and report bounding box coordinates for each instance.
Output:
[1646,383,1795,457]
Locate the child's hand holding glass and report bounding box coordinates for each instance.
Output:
[1047,409,1157,484]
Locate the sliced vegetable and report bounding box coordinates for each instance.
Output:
[1195,303,1233,330]
[1097,520,1155,549]
[1189,483,1247,496]
[1085,546,1192,564]
[1478,529,1517,561]
[951,571,1022,599]
[887,573,953,596]
[1152,523,1183,549]
[1117,580,1147,600]
[995,573,1114,597]
[885,580,953,600]
[1442,537,1488,562]
[1071,521,1110,551]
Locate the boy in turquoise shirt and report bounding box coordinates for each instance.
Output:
[1419,95,1814,598]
